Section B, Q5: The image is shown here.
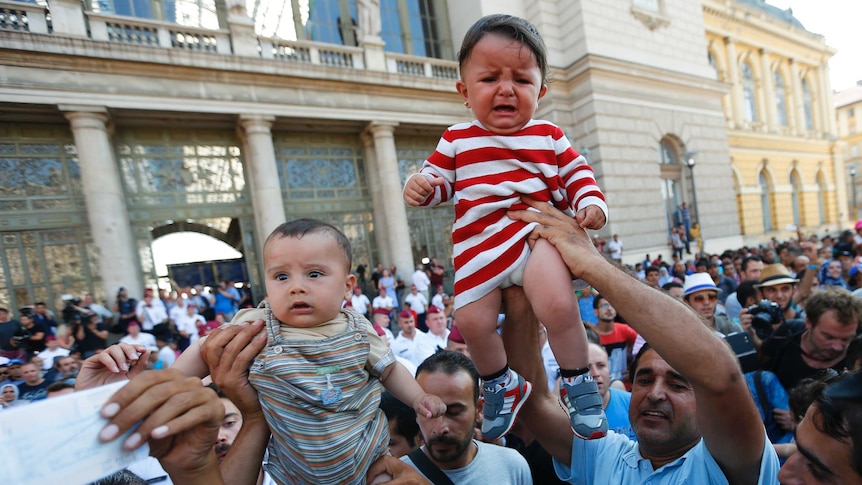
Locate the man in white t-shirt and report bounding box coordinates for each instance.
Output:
[411,264,431,301]
[607,234,623,263]
[350,286,371,318]
[119,321,158,352]
[36,336,70,371]
[402,285,429,331]
[424,306,449,351]
[372,287,395,313]
[390,311,435,368]
[174,302,205,350]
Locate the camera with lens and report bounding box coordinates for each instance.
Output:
[60,294,84,324]
[747,299,783,339]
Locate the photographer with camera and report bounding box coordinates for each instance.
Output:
[10,312,48,358]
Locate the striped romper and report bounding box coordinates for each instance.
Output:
[244,303,395,484]
[408,119,608,310]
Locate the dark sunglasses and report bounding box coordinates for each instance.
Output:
[691,293,718,303]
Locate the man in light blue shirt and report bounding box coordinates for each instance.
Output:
[505,199,780,485]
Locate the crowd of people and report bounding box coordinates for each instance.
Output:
[55,198,860,485]
[0,280,252,405]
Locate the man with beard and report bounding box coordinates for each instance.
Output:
[500,197,779,484]
[763,287,861,391]
[401,350,531,483]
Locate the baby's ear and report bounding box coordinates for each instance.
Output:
[344,273,357,297]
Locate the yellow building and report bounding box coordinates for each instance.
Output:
[704,0,846,241]
[835,82,862,221]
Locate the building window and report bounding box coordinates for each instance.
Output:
[790,171,802,226]
[659,139,678,165]
[774,72,788,126]
[708,51,719,80]
[90,0,219,28]
[759,171,772,231]
[853,146,859,158]
[802,78,814,130]
[248,0,450,58]
[742,62,758,123]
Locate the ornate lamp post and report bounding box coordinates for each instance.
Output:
[683,151,699,226]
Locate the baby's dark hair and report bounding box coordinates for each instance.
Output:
[266,218,352,269]
[458,14,549,85]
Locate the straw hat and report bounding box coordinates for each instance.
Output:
[755,264,799,288]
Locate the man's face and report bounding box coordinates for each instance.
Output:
[707,266,719,278]
[387,417,420,458]
[645,271,660,286]
[593,299,617,322]
[83,294,94,306]
[629,349,701,454]
[685,290,717,321]
[587,344,610,399]
[373,313,390,330]
[426,311,447,336]
[353,286,362,295]
[215,398,242,462]
[410,286,418,295]
[446,339,471,360]
[45,338,59,350]
[397,315,415,337]
[415,370,479,469]
[0,310,8,323]
[8,364,22,379]
[58,357,79,376]
[761,283,795,310]
[743,261,765,281]
[21,363,40,384]
[35,304,47,316]
[778,403,861,484]
[667,286,684,301]
[805,310,857,361]
[20,315,33,329]
[128,323,140,336]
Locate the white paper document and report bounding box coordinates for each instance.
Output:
[0,380,150,485]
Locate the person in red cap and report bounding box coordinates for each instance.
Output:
[445,324,471,360]
[36,335,70,371]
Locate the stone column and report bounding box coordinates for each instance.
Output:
[724,38,744,128]
[238,115,286,258]
[831,143,849,226]
[820,64,838,135]
[789,59,807,135]
[62,107,141,300]
[47,0,86,37]
[361,131,391,265]
[367,122,414,277]
[759,49,776,131]
[226,0,259,57]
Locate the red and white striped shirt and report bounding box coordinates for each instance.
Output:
[408,119,608,309]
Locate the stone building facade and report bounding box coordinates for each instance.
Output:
[0,0,844,314]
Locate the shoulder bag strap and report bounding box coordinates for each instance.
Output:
[407,448,455,485]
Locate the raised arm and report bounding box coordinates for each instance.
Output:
[508,197,766,484]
